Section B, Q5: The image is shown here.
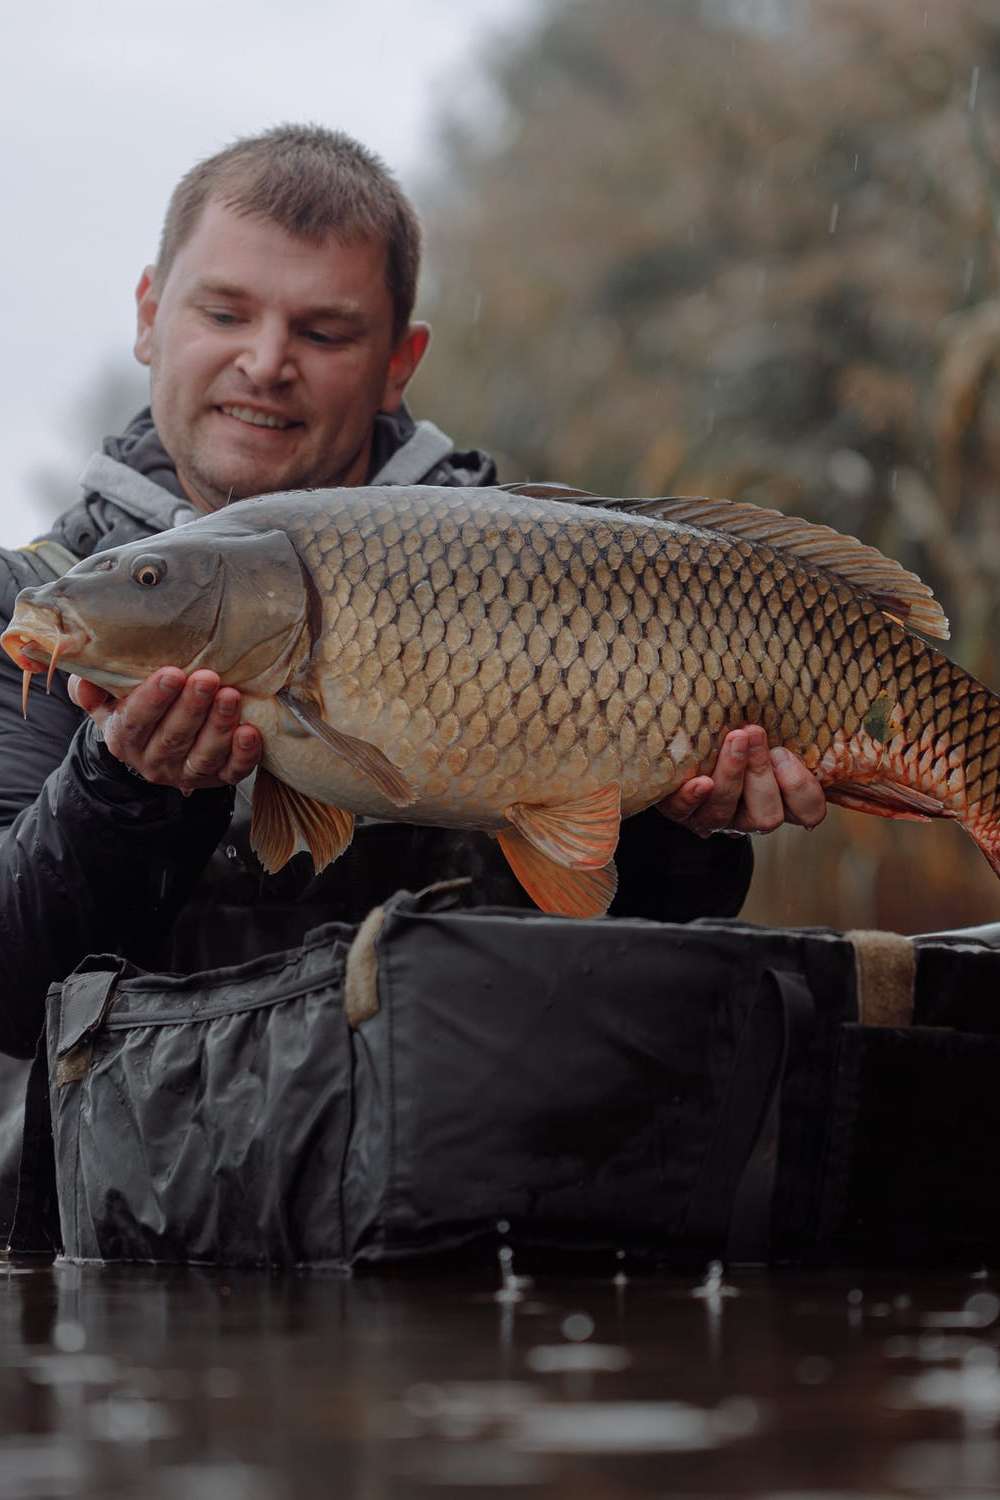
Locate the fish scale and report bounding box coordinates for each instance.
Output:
[4,483,1000,917]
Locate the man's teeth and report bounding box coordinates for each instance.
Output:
[221,405,295,430]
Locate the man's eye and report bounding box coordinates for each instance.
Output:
[303,329,348,347]
[205,310,239,326]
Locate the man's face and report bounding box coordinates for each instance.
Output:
[134,198,428,513]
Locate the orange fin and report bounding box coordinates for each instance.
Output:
[250,767,355,875]
[498,827,617,917]
[276,688,415,808]
[504,783,622,869]
[825,777,956,822]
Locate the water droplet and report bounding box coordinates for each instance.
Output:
[693,1260,738,1300]
[561,1312,595,1343]
[966,1291,1000,1327]
[52,1320,85,1354]
[494,1243,532,1304]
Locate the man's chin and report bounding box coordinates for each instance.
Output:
[190,458,307,511]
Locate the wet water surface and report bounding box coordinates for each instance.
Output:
[3,1257,1000,1497]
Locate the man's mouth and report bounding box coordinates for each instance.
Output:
[218,405,302,431]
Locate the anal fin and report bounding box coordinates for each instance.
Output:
[277,688,415,808]
[251,766,355,874]
[505,783,621,868]
[498,827,617,917]
[825,777,956,823]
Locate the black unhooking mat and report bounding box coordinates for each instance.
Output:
[7,891,1000,1269]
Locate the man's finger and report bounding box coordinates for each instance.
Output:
[731,726,785,834]
[134,671,221,771]
[176,689,248,783]
[100,671,187,762]
[68,675,113,715]
[105,668,187,750]
[216,726,263,787]
[770,747,827,829]
[684,729,749,832]
[657,775,714,825]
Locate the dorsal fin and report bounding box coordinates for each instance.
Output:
[493,485,949,639]
[634,495,949,639]
[499,481,599,501]
[579,493,949,641]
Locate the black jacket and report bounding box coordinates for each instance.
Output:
[0,409,752,1059]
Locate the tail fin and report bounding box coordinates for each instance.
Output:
[966,816,1000,879]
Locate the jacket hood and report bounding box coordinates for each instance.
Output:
[107,406,496,495]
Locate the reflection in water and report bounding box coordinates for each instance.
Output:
[3,1261,1000,1496]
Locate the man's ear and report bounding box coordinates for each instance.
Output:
[380,322,431,412]
[134,266,159,367]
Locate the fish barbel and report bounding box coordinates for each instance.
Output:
[3,483,997,917]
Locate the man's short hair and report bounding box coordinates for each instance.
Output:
[155,123,422,341]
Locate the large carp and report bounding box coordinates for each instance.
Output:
[3,484,998,917]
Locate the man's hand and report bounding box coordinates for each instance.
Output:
[658,724,826,837]
[69,668,262,793]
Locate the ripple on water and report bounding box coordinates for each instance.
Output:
[510,1396,761,1453]
[525,1343,630,1373]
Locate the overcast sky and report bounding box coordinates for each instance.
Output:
[1,0,533,544]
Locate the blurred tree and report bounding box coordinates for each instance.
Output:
[415,0,1000,931]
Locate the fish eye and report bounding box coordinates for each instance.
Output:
[131,555,167,588]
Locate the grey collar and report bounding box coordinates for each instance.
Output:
[80,453,197,533]
[81,416,455,534]
[367,420,453,486]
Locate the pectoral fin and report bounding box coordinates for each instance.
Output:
[504,783,622,868]
[276,688,415,808]
[498,828,618,918]
[825,777,956,822]
[251,767,355,874]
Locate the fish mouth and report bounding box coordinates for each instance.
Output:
[1,604,94,714]
[1,611,91,676]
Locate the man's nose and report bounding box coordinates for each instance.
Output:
[234,324,296,386]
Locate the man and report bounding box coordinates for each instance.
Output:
[0,124,825,1068]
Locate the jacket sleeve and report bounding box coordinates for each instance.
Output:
[0,633,233,1059]
[611,806,753,922]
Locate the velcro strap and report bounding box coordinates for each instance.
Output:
[345,906,385,1028]
[846,930,915,1027]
